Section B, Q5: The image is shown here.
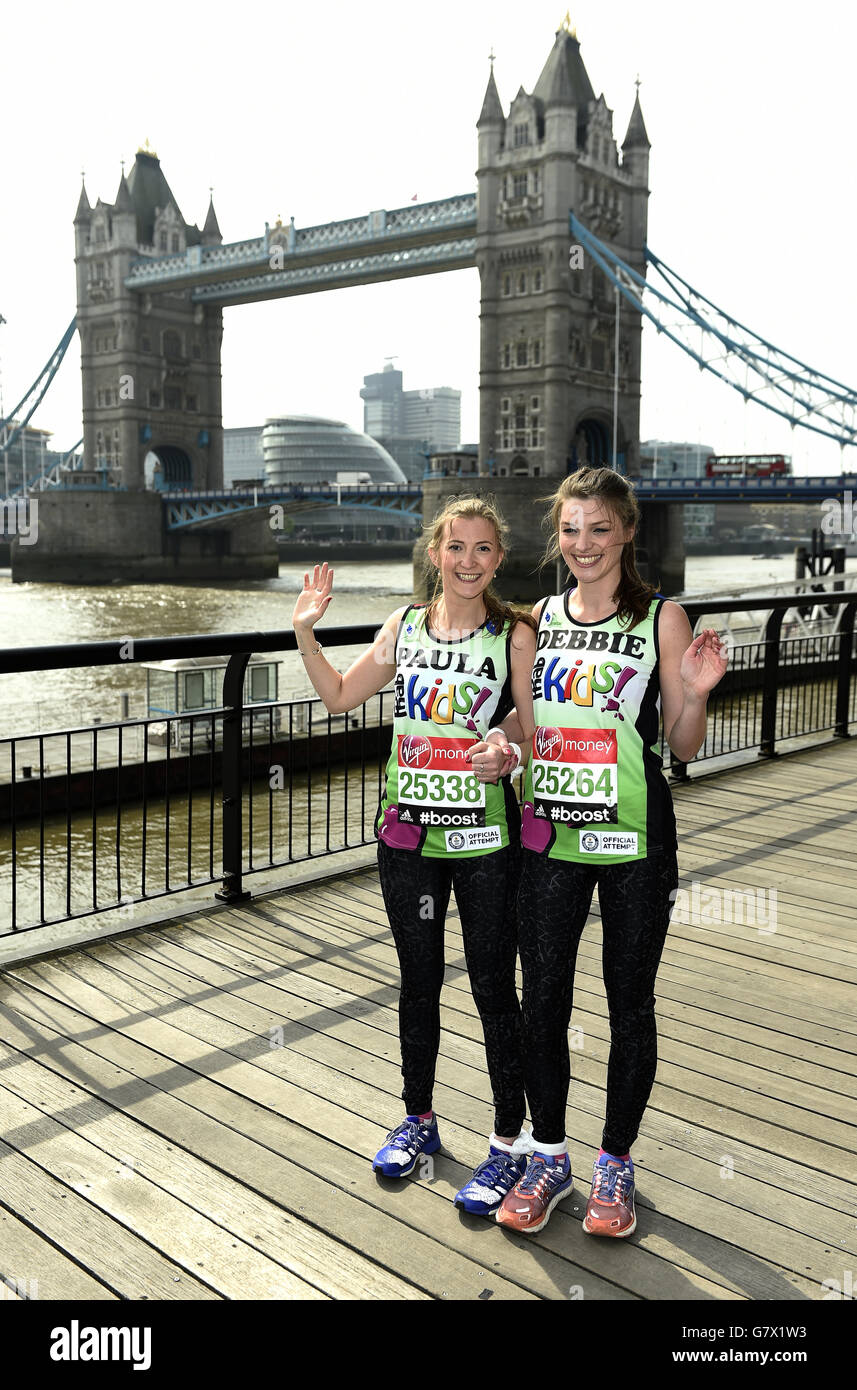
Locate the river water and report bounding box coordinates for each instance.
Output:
[2,552,855,737]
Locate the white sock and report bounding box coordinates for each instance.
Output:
[491,1127,533,1155]
[531,1136,569,1159]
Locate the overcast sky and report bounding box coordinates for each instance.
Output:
[1,0,854,475]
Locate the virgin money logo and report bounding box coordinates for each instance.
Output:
[535,727,562,760]
[400,734,432,768]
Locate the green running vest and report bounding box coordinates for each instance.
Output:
[522,592,676,863]
[376,604,517,858]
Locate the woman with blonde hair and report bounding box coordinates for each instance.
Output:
[291,495,537,1213]
[476,466,727,1237]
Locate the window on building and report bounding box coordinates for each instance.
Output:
[141,335,151,353]
[171,234,180,253]
[532,340,542,366]
[165,387,182,410]
[513,123,529,147]
[533,269,542,291]
[500,397,511,413]
[163,330,182,359]
[533,170,540,194]
[517,272,527,294]
[149,389,161,408]
[516,341,528,367]
[159,232,167,252]
[512,172,528,198]
[503,344,512,369]
[186,394,198,412]
[502,274,511,297]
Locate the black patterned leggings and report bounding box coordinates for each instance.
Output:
[377,840,525,1137]
[518,847,678,1153]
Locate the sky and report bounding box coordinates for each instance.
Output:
[1,0,855,475]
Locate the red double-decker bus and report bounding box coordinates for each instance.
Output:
[705,454,792,478]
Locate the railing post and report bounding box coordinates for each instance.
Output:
[669,605,699,781]
[758,607,786,758]
[834,600,856,738]
[215,651,252,904]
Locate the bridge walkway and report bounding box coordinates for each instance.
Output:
[0,739,855,1301]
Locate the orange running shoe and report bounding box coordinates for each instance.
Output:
[495,1152,573,1234]
[582,1155,636,1237]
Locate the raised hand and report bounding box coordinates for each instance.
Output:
[680,628,728,699]
[292,563,334,634]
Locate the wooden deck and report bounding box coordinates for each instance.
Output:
[1,738,856,1302]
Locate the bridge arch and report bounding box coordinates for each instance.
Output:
[144,446,193,490]
[570,415,625,473]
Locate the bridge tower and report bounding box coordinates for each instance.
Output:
[74,147,224,490]
[476,18,650,479]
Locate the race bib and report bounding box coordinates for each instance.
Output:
[396,734,486,829]
[531,726,618,827]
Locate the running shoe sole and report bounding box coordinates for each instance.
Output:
[582,1207,636,1237]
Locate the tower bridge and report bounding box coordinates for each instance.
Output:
[5,18,856,590]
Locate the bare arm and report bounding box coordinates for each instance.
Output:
[292,563,402,714]
[469,619,537,780]
[658,601,728,762]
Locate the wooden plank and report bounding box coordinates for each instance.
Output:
[0,1046,425,1302]
[0,956,816,1301]
[0,1206,117,1301]
[13,947,853,1275]
[111,922,857,1133]
[0,1080,324,1301]
[0,1138,218,1300]
[0,976,619,1301]
[226,893,857,1055]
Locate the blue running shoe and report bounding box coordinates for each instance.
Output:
[454,1146,529,1216]
[372,1115,441,1177]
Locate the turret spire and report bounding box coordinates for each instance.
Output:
[622,87,650,150]
[74,177,91,224]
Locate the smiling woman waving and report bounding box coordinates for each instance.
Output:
[475,466,727,1238]
[291,495,537,1215]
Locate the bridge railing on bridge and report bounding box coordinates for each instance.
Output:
[0,592,854,938]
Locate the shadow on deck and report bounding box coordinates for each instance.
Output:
[1,740,855,1301]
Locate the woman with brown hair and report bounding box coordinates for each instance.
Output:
[291,495,538,1213]
[476,466,727,1236]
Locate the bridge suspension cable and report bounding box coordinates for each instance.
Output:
[569,215,857,450]
[0,319,77,456]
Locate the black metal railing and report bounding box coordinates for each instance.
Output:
[665,593,856,776]
[1,596,854,937]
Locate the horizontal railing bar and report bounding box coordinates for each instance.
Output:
[0,625,382,675]
[1,596,855,675]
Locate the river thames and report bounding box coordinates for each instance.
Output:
[2,552,856,738]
